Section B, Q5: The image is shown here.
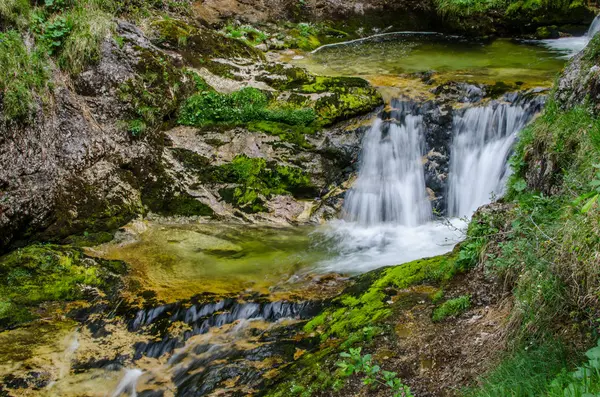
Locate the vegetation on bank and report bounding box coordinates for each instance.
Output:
[462,37,600,396]
[265,244,485,396]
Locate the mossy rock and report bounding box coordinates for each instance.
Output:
[0,245,127,329]
[535,25,559,39]
[119,46,196,135]
[149,18,264,66]
[256,64,316,90]
[264,252,462,396]
[141,161,215,218]
[315,86,383,126]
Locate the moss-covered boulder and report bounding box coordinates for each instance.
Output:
[0,245,127,329]
[150,18,264,67]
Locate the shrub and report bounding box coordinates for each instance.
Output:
[178,87,316,127]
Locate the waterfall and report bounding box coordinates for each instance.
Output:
[541,14,600,56]
[447,103,536,218]
[588,15,600,38]
[343,108,431,227]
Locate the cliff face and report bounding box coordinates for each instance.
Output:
[0,15,384,252]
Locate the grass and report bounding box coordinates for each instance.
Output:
[465,40,600,394]
[56,3,114,75]
[0,30,50,121]
[432,294,471,321]
[0,0,31,28]
[465,340,570,397]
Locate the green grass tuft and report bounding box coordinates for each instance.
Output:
[0,30,50,121]
[432,294,471,321]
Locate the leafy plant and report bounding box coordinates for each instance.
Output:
[40,16,72,55]
[575,164,600,214]
[336,347,413,397]
[548,339,600,396]
[178,87,316,127]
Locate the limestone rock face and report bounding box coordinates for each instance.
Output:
[0,19,383,251]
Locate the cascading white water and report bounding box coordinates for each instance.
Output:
[541,14,600,56]
[588,15,600,38]
[447,103,534,218]
[343,116,431,227]
[321,98,541,273]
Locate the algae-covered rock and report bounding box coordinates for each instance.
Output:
[150,18,265,66]
[0,244,127,329]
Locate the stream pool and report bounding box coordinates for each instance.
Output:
[290,34,572,86]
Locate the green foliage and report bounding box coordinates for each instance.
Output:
[0,31,50,121]
[432,294,471,322]
[178,87,316,127]
[548,339,600,396]
[223,24,268,46]
[38,16,73,55]
[0,244,126,329]
[434,0,586,19]
[336,347,413,397]
[465,339,569,397]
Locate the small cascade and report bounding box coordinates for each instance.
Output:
[447,101,539,218]
[112,369,143,397]
[130,299,318,359]
[343,103,431,227]
[588,15,600,38]
[541,14,600,56]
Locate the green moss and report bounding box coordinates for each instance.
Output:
[303,252,459,340]
[267,252,462,397]
[257,64,315,90]
[209,155,315,213]
[119,48,195,136]
[247,121,316,148]
[314,87,383,126]
[150,17,264,66]
[0,244,126,329]
[141,163,215,218]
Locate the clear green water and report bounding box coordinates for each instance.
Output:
[91,222,329,301]
[292,34,567,86]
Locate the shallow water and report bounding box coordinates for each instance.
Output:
[89,222,331,301]
[89,220,464,301]
[292,34,569,86]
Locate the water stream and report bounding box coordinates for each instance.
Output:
[4,20,593,396]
